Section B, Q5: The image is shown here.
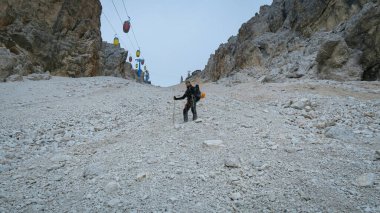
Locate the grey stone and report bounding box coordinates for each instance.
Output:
[224,158,241,168]
[203,140,225,148]
[0,48,17,82]
[258,75,269,83]
[174,124,182,130]
[356,173,375,187]
[6,74,23,82]
[251,159,264,168]
[194,119,203,123]
[291,98,311,110]
[52,175,63,181]
[107,198,120,207]
[136,173,148,181]
[257,164,270,171]
[241,124,253,128]
[316,37,361,80]
[104,181,120,194]
[26,73,51,81]
[270,145,278,150]
[100,42,136,80]
[325,126,355,141]
[284,147,298,153]
[375,150,380,161]
[169,196,178,203]
[94,126,105,132]
[83,164,102,179]
[305,106,312,112]
[316,120,336,129]
[229,192,242,200]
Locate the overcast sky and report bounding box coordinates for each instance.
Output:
[100,0,272,87]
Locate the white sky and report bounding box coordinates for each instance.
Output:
[100,0,272,86]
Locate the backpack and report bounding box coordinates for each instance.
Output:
[194,84,201,102]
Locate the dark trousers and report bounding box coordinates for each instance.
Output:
[183,100,197,122]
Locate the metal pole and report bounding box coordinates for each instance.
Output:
[138,60,141,80]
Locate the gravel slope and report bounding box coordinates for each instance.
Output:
[0,76,379,212]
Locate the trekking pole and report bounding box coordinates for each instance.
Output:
[173,97,176,126]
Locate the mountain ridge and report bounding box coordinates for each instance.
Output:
[200,0,380,82]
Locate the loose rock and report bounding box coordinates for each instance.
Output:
[6,74,23,82]
[229,192,242,201]
[107,198,120,207]
[136,173,148,181]
[224,158,241,168]
[83,165,101,179]
[325,126,355,141]
[104,181,120,194]
[356,173,375,187]
[195,119,203,123]
[26,73,51,81]
[374,150,380,161]
[203,140,225,148]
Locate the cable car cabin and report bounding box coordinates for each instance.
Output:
[141,59,145,65]
[129,56,132,62]
[113,37,120,47]
[135,64,138,69]
[136,49,140,58]
[123,21,131,33]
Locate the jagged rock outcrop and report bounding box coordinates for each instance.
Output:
[99,42,137,80]
[0,0,102,82]
[202,0,380,82]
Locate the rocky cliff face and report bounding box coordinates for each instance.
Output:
[99,42,136,80]
[0,0,102,81]
[0,0,135,82]
[202,0,380,82]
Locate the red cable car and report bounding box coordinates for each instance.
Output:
[141,59,145,65]
[123,21,131,33]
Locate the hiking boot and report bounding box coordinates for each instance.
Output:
[184,114,189,122]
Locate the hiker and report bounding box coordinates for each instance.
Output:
[145,70,150,82]
[174,80,198,122]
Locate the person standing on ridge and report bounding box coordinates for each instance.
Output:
[174,80,197,122]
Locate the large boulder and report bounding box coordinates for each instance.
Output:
[344,2,380,80]
[99,42,137,80]
[316,35,363,81]
[5,74,23,82]
[0,48,17,82]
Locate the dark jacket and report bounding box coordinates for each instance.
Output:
[175,85,195,101]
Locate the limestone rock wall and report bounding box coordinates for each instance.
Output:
[202,0,380,82]
[0,0,102,81]
[99,42,137,80]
